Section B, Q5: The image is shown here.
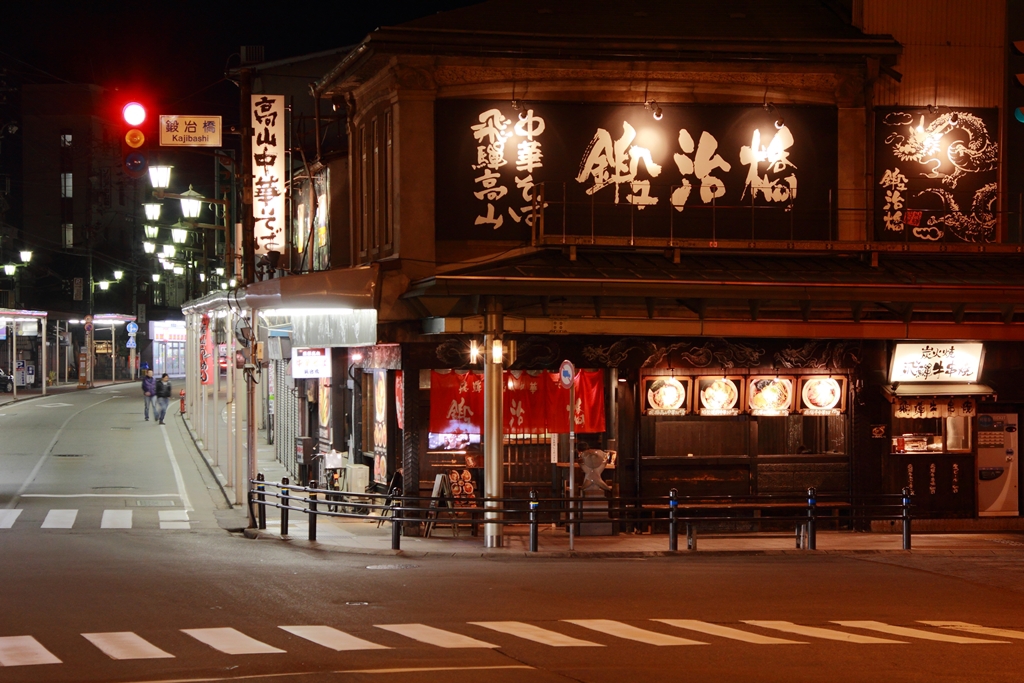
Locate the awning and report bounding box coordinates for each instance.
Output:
[886,383,995,397]
[245,266,378,312]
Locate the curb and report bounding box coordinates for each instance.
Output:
[239,528,1024,560]
[0,381,133,407]
[179,413,235,509]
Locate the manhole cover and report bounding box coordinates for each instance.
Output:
[53,453,86,458]
[365,564,418,570]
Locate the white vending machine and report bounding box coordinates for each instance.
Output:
[977,413,1018,516]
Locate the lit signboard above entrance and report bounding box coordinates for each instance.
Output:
[291,347,332,379]
[889,342,984,383]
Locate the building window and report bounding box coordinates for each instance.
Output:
[60,131,72,147]
[62,223,74,248]
[384,109,394,248]
[60,172,73,198]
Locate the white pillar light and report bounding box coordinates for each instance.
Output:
[221,282,228,290]
[173,265,184,275]
[98,280,110,291]
[170,228,188,244]
[143,241,156,254]
[113,270,124,281]
[161,260,174,270]
[215,267,225,276]
[19,251,32,263]
[148,165,172,189]
[3,264,15,276]
[162,244,176,258]
[152,273,161,282]
[179,185,203,219]
[143,203,162,221]
[144,224,160,239]
[199,273,206,282]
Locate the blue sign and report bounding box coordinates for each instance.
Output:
[126,337,137,349]
[126,322,139,335]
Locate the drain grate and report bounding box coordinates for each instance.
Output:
[132,500,177,507]
[53,453,86,458]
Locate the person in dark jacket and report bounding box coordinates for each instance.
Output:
[154,373,172,425]
[141,369,156,421]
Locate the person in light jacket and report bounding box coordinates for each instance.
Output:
[154,373,172,425]
[141,369,156,421]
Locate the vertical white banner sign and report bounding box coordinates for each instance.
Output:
[251,94,286,256]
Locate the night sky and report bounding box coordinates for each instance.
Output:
[5,1,484,117]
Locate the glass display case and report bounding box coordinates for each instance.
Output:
[891,416,972,454]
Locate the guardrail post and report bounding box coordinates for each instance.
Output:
[668,488,678,552]
[806,487,816,550]
[902,487,912,550]
[308,479,317,542]
[391,488,402,551]
[257,473,266,530]
[280,477,289,536]
[529,489,539,553]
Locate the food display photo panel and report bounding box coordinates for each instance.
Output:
[696,377,744,416]
[797,376,847,415]
[747,376,795,416]
[643,376,691,416]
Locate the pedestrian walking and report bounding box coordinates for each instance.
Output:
[155,373,172,425]
[141,369,156,421]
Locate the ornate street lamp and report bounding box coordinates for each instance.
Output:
[152,273,161,283]
[19,250,32,262]
[113,270,124,281]
[143,203,162,221]
[3,264,15,276]
[143,241,156,254]
[144,224,160,239]
[98,280,110,291]
[148,165,172,189]
[162,245,176,258]
[179,186,203,219]
[170,228,188,244]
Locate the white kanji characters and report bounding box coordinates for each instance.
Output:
[740,126,798,203]
[508,398,525,429]
[879,167,909,233]
[471,109,512,170]
[576,121,662,208]
[513,109,546,173]
[671,129,732,211]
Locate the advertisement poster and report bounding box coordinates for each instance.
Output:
[373,370,388,485]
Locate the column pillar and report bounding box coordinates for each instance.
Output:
[41,317,47,396]
[401,347,421,536]
[483,301,504,548]
[226,310,236,490]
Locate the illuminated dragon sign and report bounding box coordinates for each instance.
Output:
[875,108,999,243]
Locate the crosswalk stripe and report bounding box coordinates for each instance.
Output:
[280,625,390,651]
[654,619,805,644]
[101,510,133,529]
[470,621,603,647]
[0,636,62,666]
[743,621,905,644]
[921,621,1024,640]
[182,628,286,654]
[41,509,77,529]
[375,624,497,649]
[833,621,1008,644]
[160,522,191,530]
[0,509,23,529]
[565,619,704,646]
[158,510,189,522]
[82,632,174,660]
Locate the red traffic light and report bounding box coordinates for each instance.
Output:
[122,102,146,126]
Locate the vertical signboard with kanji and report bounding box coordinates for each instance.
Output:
[199,314,213,386]
[251,95,285,256]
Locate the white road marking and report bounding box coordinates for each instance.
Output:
[160,522,191,530]
[833,621,1008,644]
[470,621,603,647]
[82,632,174,660]
[160,423,193,512]
[744,621,905,644]
[34,403,73,408]
[375,624,497,648]
[280,625,390,651]
[101,510,133,529]
[5,395,118,510]
[921,621,1024,640]
[565,619,704,646]
[181,628,285,654]
[41,509,78,529]
[158,510,189,522]
[654,619,805,644]
[0,509,23,528]
[0,636,62,666]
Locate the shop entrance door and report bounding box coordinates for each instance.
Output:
[977,413,1018,516]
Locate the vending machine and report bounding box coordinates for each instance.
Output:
[977,413,1018,516]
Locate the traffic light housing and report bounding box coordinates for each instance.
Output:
[121,100,149,179]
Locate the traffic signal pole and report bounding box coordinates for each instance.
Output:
[239,65,258,528]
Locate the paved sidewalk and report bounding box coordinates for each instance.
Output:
[243,509,1024,557]
[0,380,133,407]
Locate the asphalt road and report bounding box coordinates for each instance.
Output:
[3,388,1024,683]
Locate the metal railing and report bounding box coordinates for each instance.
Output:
[249,474,915,553]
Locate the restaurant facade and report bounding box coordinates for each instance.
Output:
[186,0,1024,538]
